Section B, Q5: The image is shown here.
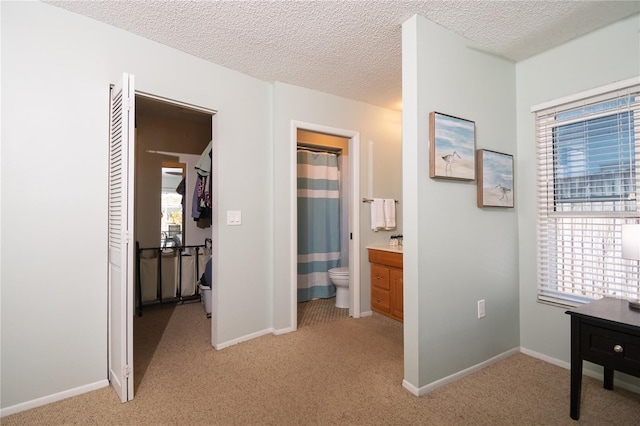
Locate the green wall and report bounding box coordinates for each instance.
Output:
[403,16,519,391]
[516,13,640,389]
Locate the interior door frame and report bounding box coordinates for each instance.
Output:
[290,120,361,329]
[109,86,217,402]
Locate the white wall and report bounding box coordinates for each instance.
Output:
[402,16,519,390]
[272,82,402,330]
[7,0,634,416]
[516,14,640,387]
[0,1,403,412]
[1,1,272,410]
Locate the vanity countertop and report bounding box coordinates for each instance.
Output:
[366,244,403,254]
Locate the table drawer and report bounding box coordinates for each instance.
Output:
[581,323,640,375]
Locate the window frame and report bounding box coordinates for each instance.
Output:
[532,77,640,307]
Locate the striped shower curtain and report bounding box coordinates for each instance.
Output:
[297,149,341,302]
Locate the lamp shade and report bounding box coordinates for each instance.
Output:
[621,224,640,261]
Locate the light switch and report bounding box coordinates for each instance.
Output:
[227,210,242,225]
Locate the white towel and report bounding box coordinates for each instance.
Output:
[371,198,385,231]
[383,199,396,230]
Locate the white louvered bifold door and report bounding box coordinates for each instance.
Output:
[108,73,135,403]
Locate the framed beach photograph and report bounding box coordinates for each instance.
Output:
[477,149,514,208]
[429,112,476,180]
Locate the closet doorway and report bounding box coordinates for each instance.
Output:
[133,94,215,395]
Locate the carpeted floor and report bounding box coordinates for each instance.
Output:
[3,302,640,425]
[133,301,180,393]
[297,297,349,327]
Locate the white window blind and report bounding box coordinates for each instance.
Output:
[534,78,640,306]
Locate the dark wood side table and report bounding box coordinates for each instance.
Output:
[566,297,640,420]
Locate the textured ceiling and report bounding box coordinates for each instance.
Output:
[47,1,640,110]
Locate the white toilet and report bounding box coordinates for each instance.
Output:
[328,267,350,309]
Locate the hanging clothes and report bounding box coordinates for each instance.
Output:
[193,140,212,226]
[195,140,212,174]
[176,177,185,196]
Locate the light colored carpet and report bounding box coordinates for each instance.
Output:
[3,302,640,425]
[297,297,349,327]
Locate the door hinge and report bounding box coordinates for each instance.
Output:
[123,230,132,244]
[124,365,132,378]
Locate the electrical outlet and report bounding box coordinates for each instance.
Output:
[478,299,486,319]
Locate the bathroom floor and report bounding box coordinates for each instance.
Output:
[297,297,349,328]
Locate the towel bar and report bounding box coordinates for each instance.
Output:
[362,198,399,203]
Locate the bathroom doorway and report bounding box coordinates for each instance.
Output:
[291,122,361,329]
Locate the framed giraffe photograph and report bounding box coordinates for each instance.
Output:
[477,149,514,208]
[429,112,476,181]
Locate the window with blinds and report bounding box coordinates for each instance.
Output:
[534,78,640,306]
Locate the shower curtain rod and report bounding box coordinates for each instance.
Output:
[297,144,342,154]
[362,198,399,203]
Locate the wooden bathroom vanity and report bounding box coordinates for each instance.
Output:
[368,246,403,322]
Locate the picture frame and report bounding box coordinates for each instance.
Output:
[477,149,514,208]
[429,112,476,180]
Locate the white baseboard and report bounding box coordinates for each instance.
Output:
[519,347,570,369]
[401,379,420,396]
[217,309,376,348]
[216,309,376,348]
[273,326,295,335]
[403,347,520,396]
[520,346,640,394]
[0,379,109,418]
[213,327,274,350]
